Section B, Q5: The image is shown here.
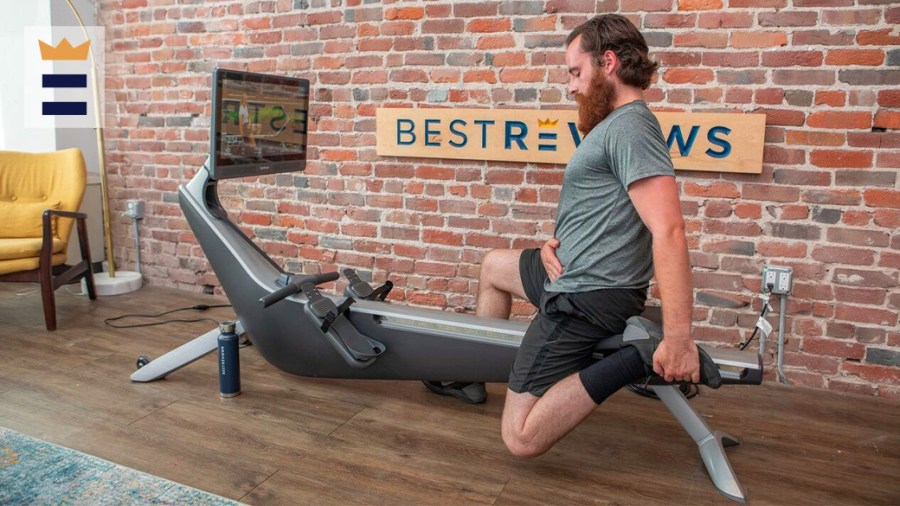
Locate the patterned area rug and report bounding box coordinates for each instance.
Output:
[0,426,243,505]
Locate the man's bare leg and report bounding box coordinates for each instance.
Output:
[501,374,597,458]
[476,249,527,319]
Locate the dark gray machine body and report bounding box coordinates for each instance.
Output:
[133,162,762,503]
[180,166,524,382]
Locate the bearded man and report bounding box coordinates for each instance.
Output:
[424,14,701,457]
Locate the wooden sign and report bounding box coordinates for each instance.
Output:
[376,107,765,174]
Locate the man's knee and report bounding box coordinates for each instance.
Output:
[501,426,549,458]
[480,249,523,294]
[480,249,506,283]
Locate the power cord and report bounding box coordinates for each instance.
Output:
[739,283,774,351]
[104,304,232,329]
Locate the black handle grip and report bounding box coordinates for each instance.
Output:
[259,271,341,308]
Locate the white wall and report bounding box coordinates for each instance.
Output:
[0,2,56,152]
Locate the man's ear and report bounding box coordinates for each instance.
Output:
[603,49,618,77]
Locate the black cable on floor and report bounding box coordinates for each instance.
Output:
[104,304,232,329]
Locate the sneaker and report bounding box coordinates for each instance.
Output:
[422,381,487,404]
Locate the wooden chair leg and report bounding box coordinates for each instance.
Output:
[38,259,57,331]
[76,218,97,300]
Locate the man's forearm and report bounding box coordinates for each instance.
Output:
[651,228,694,343]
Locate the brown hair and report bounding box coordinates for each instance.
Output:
[565,14,658,90]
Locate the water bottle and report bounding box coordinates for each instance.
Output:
[217,321,240,398]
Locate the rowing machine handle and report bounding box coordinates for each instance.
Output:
[259,271,340,308]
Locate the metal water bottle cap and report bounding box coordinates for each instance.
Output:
[219,321,236,333]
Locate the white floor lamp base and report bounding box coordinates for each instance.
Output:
[86,271,143,296]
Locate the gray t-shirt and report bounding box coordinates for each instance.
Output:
[548,100,675,293]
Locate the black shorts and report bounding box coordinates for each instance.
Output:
[507,248,648,397]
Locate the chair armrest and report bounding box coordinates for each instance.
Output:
[43,209,88,221]
[41,209,89,260]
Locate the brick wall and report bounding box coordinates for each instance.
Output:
[98,0,899,396]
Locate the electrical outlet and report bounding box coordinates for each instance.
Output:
[761,265,792,295]
[125,199,145,219]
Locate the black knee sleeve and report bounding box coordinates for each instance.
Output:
[579,346,648,405]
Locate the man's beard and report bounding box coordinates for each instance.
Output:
[575,72,617,134]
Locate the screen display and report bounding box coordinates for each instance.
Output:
[210,68,310,180]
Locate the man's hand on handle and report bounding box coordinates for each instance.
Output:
[541,237,563,282]
[652,339,701,384]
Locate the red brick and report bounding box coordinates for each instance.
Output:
[864,189,900,209]
[683,182,740,198]
[878,90,900,107]
[834,287,887,305]
[803,337,865,359]
[463,70,497,84]
[785,130,845,146]
[645,14,697,28]
[733,0,787,5]
[822,9,882,25]
[755,88,785,105]
[757,241,807,258]
[467,18,510,33]
[773,70,835,86]
[794,0,851,5]
[828,380,878,396]
[385,7,425,20]
[810,150,873,168]
[874,210,900,229]
[662,68,714,84]
[698,12,753,28]
[702,51,759,67]
[784,353,840,375]
[779,205,810,220]
[857,29,900,46]
[756,108,805,126]
[840,210,870,226]
[815,90,845,107]
[725,88,753,104]
[763,145,805,164]
[742,184,799,202]
[793,30,855,46]
[734,203,761,219]
[703,201,731,218]
[807,111,872,129]
[812,246,875,266]
[453,2,497,17]
[835,305,898,326]
[825,49,885,66]
[678,0,723,9]
[731,31,787,48]
[514,16,557,32]
[498,69,545,83]
[827,228,890,248]
[842,362,900,385]
[874,111,900,130]
[620,0,671,11]
[674,32,727,48]
[762,50,823,67]
[759,11,818,27]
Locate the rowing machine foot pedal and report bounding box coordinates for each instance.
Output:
[301,283,385,368]
[343,268,393,301]
[343,268,375,299]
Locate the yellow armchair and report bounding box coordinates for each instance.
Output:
[0,148,97,330]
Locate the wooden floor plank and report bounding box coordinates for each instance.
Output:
[0,284,898,505]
